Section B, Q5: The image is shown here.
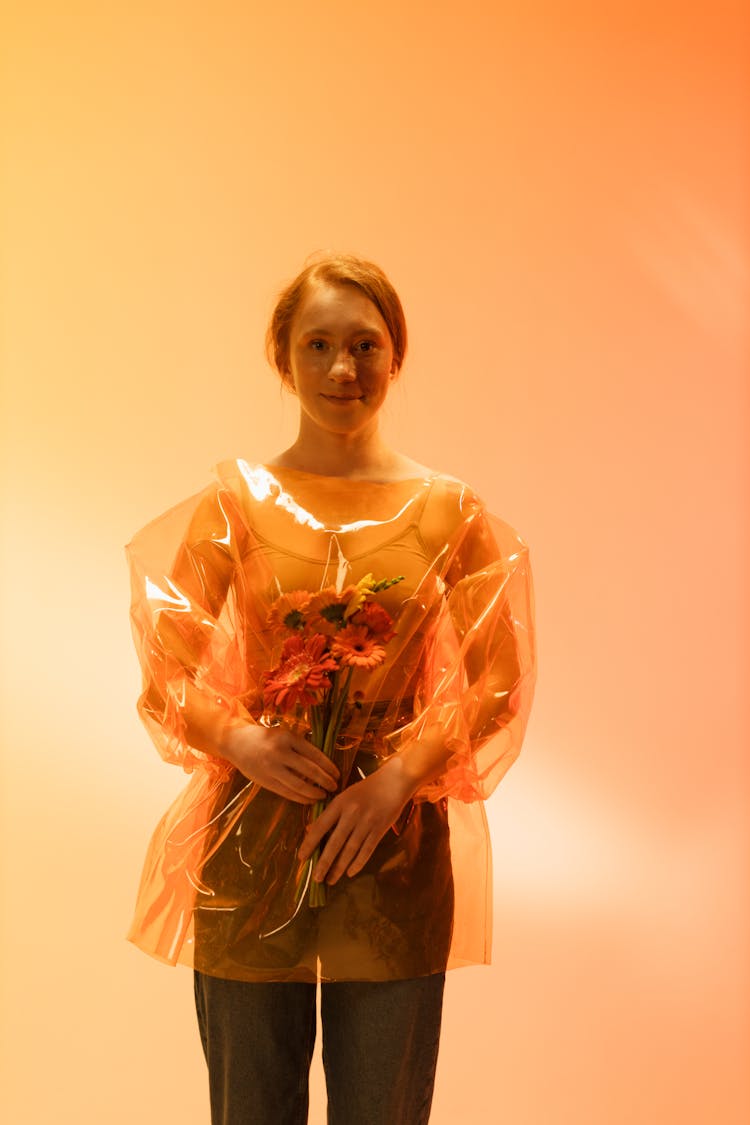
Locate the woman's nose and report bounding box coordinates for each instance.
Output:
[329,351,356,381]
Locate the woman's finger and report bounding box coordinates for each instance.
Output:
[270,739,338,792]
[324,832,374,884]
[277,765,332,801]
[310,821,358,882]
[314,823,368,882]
[287,735,341,784]
[240,769,317,805]
[343,837,377,879]
[298,800,340,859]
[264,778,319,804]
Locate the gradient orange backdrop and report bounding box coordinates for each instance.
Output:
[1,2,748,1122]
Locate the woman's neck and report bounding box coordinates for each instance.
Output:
[269,430,401,480]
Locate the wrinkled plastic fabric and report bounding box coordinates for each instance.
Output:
[125,460,537,982]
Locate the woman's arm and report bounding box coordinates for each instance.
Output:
[383,502,536,803]
[127,484,254,769]
[128,481,342,797]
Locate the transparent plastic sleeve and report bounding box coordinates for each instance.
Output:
[384,505,536,804]
[125,484,256,775]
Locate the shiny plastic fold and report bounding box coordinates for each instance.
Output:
[126,461,536,982]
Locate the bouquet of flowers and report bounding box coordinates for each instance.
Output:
[262,572,404,906]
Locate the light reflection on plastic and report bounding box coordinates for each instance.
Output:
[145,575,191,612]
[215,494,233,545]
[237,461,433,534]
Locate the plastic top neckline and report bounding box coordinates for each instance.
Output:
[256,462,439,486]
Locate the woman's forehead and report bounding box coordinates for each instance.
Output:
[293,281,386,333]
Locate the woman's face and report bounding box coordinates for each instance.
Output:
[284,281,398,437]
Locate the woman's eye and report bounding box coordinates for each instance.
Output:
[308,338,376,354]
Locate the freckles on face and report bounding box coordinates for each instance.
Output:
[286,283,396,411]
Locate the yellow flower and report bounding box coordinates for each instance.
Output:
[344,573,376,619]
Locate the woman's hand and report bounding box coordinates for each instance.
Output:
[297,757,417,884]
[221,722,340,804]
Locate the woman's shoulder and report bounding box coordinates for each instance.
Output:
[414,468,485,558]
[418,469,528,560]
[381,456,483,500]
[420,463,484,505]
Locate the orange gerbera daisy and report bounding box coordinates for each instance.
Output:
[307,586,357,635]
[266,590,312,631]
[263,633,338,710]
[330,625,387,670]
[351,600,396,642]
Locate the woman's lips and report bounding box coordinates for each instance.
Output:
[322,394,362,403]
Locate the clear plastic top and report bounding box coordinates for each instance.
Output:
[125,460,537,982]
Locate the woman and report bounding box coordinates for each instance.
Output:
[125,252,537,1124]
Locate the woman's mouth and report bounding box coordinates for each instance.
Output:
[322,394,362,404]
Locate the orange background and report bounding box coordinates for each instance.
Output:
[1,2,748,1122]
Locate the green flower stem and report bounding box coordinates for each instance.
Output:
[325,666,354,753]
[307,664,355,908]
[308,794,327,908]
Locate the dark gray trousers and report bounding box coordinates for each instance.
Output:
[193,969,446,1124]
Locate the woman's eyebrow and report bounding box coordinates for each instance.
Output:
[300,323,385,336]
